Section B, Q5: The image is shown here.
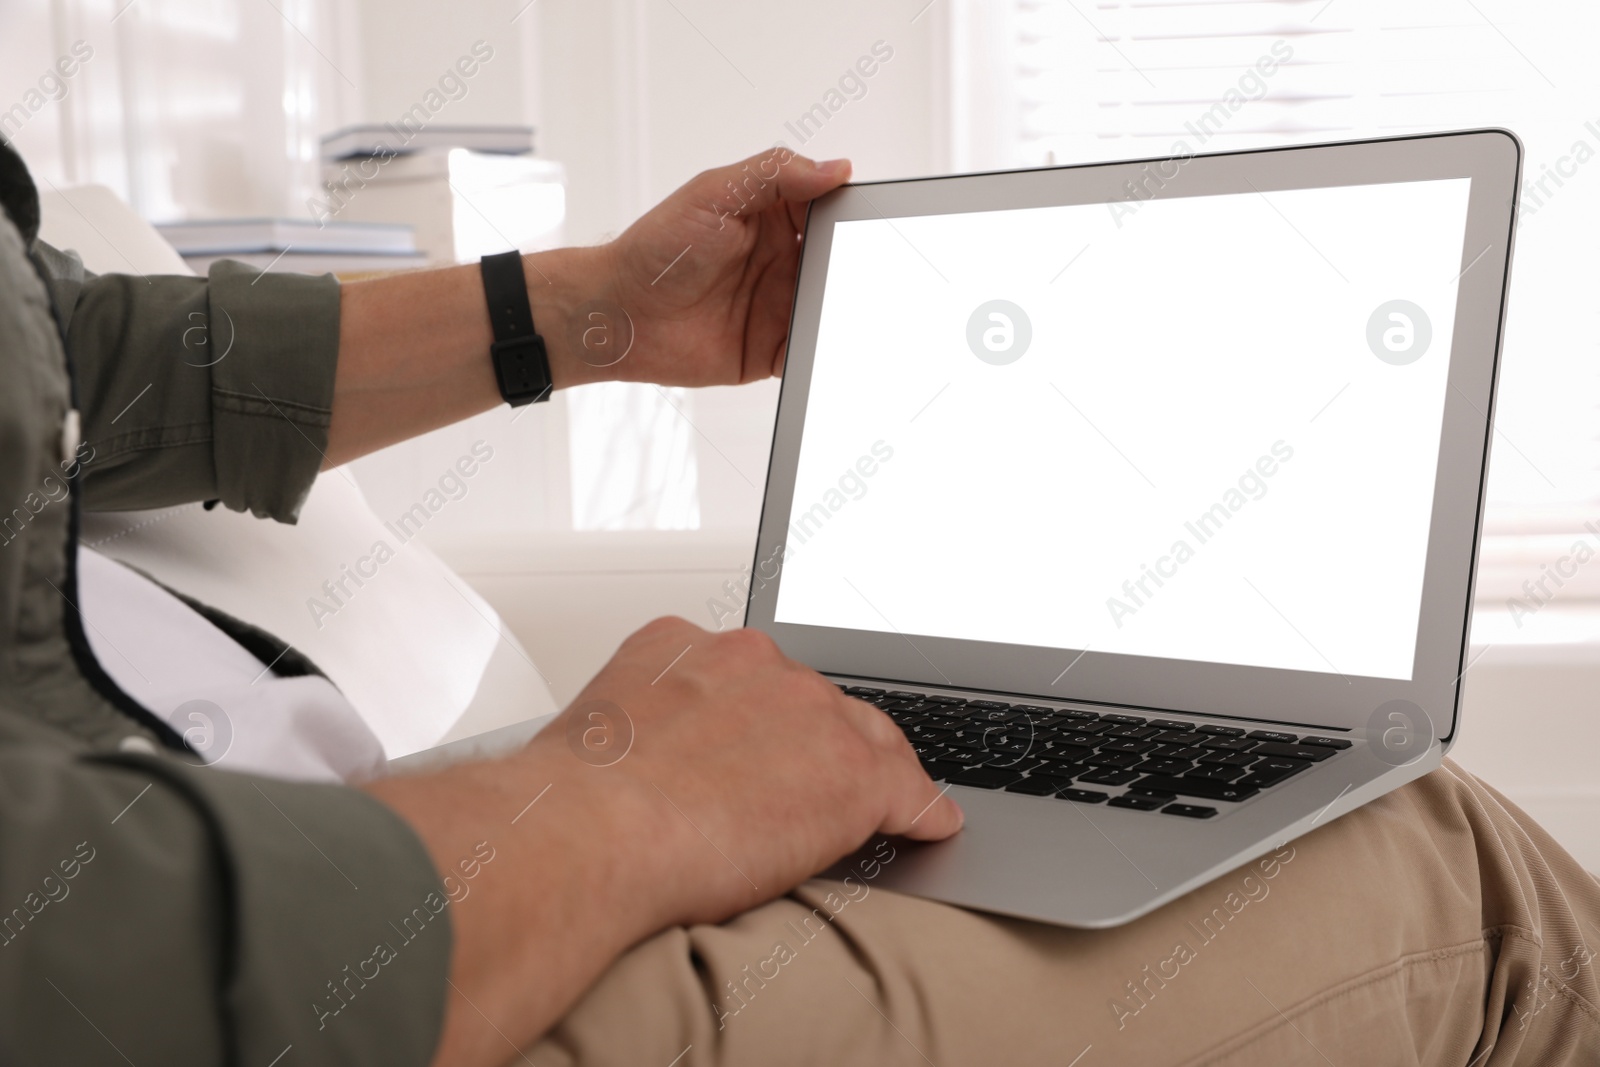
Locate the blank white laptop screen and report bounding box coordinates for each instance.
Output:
[773,178,1474,681]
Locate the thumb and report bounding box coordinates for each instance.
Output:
[695,150,852,222]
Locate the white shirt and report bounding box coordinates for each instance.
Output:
[76,546,387,783]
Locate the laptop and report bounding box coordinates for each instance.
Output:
[747,130,1521,928]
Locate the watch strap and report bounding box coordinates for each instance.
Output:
[480,250,552,406]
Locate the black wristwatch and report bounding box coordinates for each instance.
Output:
[480,250,553,406]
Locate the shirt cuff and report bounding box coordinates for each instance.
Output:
[207,261,341,522]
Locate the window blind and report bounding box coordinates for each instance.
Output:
[1001,0,1600,600]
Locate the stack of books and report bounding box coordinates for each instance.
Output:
[314,124,564,266]
[157,218,427,277]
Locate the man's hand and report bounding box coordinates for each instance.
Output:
[592,150,852,387]
[366,617,961,1067]
[327,150,848,464]
[535,616,962,925]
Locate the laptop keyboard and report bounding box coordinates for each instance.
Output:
[840,685,1352,819]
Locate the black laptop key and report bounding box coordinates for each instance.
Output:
[1099,713,1147,725]
[1058,788,1109,804]
[1109,793,1167,811]
[1153,731,1207,746]
[969,710,1027,726]
[923,694,966,705]
[1030,716,1081,733]
[1055,731,1107,749]
[1148,719,1195,731]
[1238,758,1313,787]
[912,727,957,745]
[1003,777,1061,797]
[1006,774,1074,796]
[844,686,885,697]
[1134,757,1195,776]
[942,750,992,767]
[1247,730,1300,744]
[1085,751,1143,769]
[886,690,925,701]
[1199,737,1258,753]
[1053,709,1099,721]
[992,755,1048,774]
[1103,725,1161,741]
[1163,804,1218,819]
[966,700,1009,710]
[1077,766,1140,786]
[1196,751,1257,768]
[981,744,1038,763]
[1190,763,1249,781]
[949,766,1024,789]
[1041,744,1094,764]
[919,760,963,782]
[1100,738,1159,755]
[1150,744,1207,761]
[1196,724,1247,737]
[1254,756,1311,776]
[1133,774,1260,802]
[1251,742,1336,762]
[1300,736,1353,750]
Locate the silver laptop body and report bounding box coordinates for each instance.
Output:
[747,130,1521,928]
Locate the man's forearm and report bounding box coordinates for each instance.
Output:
[325,151,855,468]
[363,743,682,1067]
[325,245,619,466]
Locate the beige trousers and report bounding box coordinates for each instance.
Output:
[527,761,1600,1066]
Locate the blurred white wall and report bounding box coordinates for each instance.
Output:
[530,0,947,244]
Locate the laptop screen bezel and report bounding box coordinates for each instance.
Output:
[745,130,1521,741]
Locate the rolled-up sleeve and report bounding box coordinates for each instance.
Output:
[0,733,451,1066]
[31,241,340,523]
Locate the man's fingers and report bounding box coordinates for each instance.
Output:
[837,696,965,842]
[889,769,965,841]
[700,151,851,222]
[772,154,852,205]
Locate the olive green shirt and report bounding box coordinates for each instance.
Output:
[0,147,449,1065]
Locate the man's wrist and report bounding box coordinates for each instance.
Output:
[524,243,628,392]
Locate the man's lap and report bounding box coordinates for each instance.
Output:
[526,761,1600,1066]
